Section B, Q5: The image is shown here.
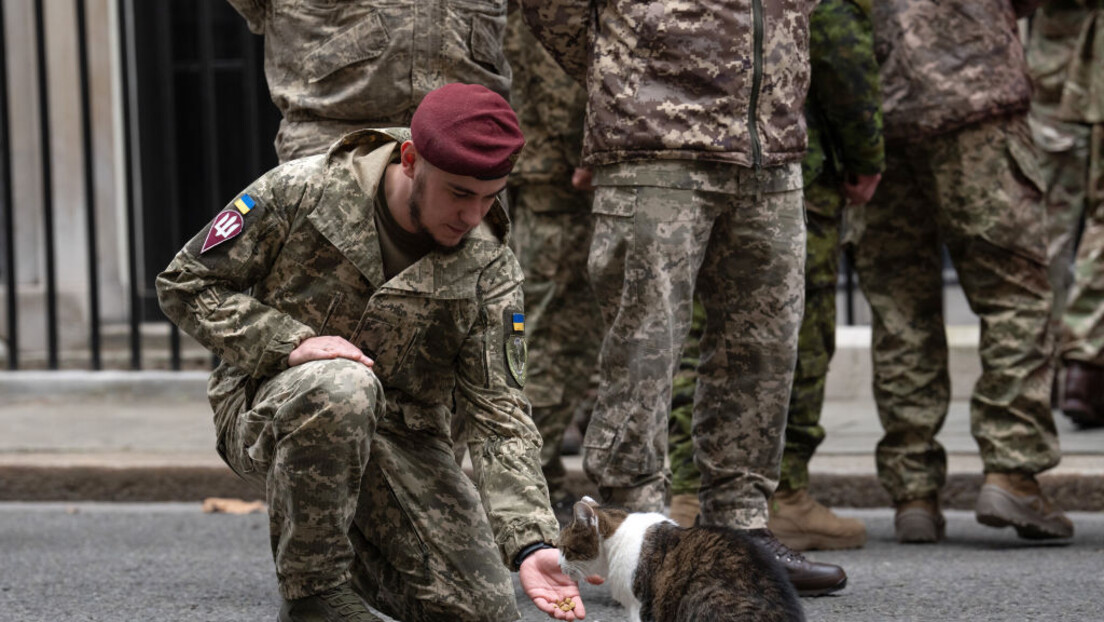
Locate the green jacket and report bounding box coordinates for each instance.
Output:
[803,0,885,186]
[156,128,559,566]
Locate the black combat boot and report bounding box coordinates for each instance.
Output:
[278,582,384,622]
[1061,361,1104,428]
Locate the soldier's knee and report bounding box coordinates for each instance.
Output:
[281,359,383,432]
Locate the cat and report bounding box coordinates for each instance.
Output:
[557,497,805,622]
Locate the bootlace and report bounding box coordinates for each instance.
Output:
[751,528,807,564]
[317,586,385,622]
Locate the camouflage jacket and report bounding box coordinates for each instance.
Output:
[1029,0,1104,122]
[226,0,511,161]
[504,4,587,186]
[520,0,814,169]
[804,0,884,185]
[156,129,559,566]
[873,0,1042,141]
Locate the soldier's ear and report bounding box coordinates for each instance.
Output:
[400,141,418,179]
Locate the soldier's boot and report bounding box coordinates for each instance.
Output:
[975,472,1074,540]
[744,529,848,597]
[894,497,945,544]
[668,493,700,527]
[1060,361,1104,428]
[560,421,583,456]
[768,488,866,551]
[278,582,384,622]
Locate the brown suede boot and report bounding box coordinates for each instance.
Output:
[894,497,945,544]
[1060,361,1104,428]
[976,472,1074,540]
[668,493,700,527]
[768,488,866,551]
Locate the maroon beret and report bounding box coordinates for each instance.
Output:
[410,83,525,180]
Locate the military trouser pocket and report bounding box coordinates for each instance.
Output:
[236,410,276,475]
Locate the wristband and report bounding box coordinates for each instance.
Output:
[513,542,555,571]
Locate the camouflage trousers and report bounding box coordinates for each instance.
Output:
[584,162,806,529]
[508,182,602,498]
[219,359,518,621]
[851,115,1059,503]
[1060,122,1104,364]
[669,178,846,496]
[1031,111,1093,331]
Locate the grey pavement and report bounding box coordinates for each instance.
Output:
[1,502,1102,622]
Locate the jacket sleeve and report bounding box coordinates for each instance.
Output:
[225,0,268,34]
[455,248,560,568]
[809,0,885,177]
[517,0,591,84]
[156,160,318,379]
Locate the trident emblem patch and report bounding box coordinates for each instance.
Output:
[201,209,245,254]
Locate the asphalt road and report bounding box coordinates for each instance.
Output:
[1,503,1101,621]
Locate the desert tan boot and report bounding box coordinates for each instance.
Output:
[894,496,945,544]
[768,488,866,551]
[668,493,700,527]
[976,472,1074,540]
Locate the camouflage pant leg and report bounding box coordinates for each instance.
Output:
[779,179,844,492]
[349,415,519,622]
[509,183,602,498]
[693,187,805,530]
[221,358,383,600]
[668,300,705,497]
[937,116,1058,475]
[1062,122,1104,365]
[852,149,953,502]
[584,185,713,512]
[855,117,1059,502]
[1030,112,1092,327]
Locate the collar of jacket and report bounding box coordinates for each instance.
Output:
[307,128,510,293]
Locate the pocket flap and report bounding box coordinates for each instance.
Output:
[304,10,389,83]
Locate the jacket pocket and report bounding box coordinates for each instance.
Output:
[303,9,389,83]
[470,13,507,76]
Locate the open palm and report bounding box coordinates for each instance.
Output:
[519,548,586,620]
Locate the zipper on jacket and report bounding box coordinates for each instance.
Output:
[748,0,765,171]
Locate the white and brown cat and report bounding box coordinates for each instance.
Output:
[557,497,805,622]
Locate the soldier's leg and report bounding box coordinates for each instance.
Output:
[779,180,843,493]
[510,184,601,500]
[584,182,713,512]
[852,147,951,503]
[934,116,1060,475]
[348,416,518,622]
[222,358,383,600]
[1031,113,1091,325]
[1059,123,1104,422]
[667,300,705,526]
[693,181,805,529]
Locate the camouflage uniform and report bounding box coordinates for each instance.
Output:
[669,0,885,496]
[226,0,511,162]
[503,7,600,499]
[156,129,559,621]
[1038,0,1104,366]
[1027,0,1097,329]
[521,0,813,529]
[853,0,1059,503]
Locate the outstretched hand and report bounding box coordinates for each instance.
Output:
[519,548,586,620]
[288,336,374,368]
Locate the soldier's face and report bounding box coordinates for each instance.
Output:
[409,163,506,247]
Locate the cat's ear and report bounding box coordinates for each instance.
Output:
[581,495,598,505]
[573,501,599,529]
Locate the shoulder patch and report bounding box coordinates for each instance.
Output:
[504,309,527,388]
[201,208,246,253]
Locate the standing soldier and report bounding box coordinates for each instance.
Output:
[226,0,512,163]
[503,4,602,522]
[1029,0,1104,426]
[667,0,885,555]
[853,0,1074,543]
[521,0,849,596]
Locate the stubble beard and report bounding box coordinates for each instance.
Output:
[408,174,464,251]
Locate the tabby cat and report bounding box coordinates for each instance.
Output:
[557,497,805,622]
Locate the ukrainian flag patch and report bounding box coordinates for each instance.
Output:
[512,313,525,333]
[233,193,255,214]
